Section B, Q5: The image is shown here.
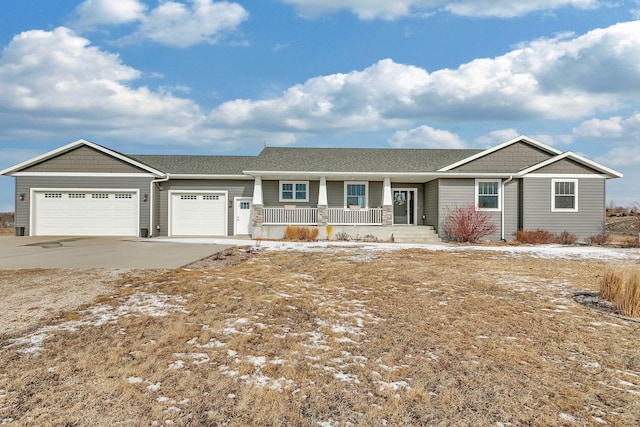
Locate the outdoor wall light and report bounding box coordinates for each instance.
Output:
[143,194,148,202]
[18,193,25,201]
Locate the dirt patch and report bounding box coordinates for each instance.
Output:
[0,269,166,338]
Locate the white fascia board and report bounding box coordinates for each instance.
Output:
[167,174,253,180]
[243,171,515,180]
[12,172,158,177]
[437,135,563,172]
[0,138,165,177]
[517,152,623,178]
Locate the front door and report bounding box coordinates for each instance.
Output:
[393,189,417,225]
[235,198,252,235]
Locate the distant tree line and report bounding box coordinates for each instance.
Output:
[0,212,14,228]
[607,201,640,217]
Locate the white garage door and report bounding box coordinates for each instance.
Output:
[33,190,138,236]
[170,192,227,236]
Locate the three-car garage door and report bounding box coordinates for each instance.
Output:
[170,192,227,236]
[33,190,138,236]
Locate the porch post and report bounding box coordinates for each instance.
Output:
[317,176,328,226]
[251,176,264,228]
[382,177,393,226]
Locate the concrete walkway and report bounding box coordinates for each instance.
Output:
[0,236,234,269]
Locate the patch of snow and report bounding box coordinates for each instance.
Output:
[127,376,143,384]
[559,413,577,423]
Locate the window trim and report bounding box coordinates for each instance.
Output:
[279,180,309,202]
[344,181,369,209]
[551,179,578,212]
[475,179,501,212]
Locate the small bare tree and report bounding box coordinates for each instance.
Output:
[442,204,497,243]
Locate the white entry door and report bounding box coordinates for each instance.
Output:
[235,198,252,235]
[170,192,227,236]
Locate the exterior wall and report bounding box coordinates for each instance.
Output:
[392,182,425,223]
[424,180,439,230]
[22,146,146,173]
[451,142,553,173]
[437,178,502,241]
[534,159,601,174]
[503,179,521,240]
[155,179,254,237]
[522,177,606,240]
[14,175,154,236]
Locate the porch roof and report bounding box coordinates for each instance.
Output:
[249,147,482,173]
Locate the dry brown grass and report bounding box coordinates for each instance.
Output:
[1,248,640,425]
[514,229,557,244]
[285,226,319,241]
[603,266,640,317]
[0,227,14,235]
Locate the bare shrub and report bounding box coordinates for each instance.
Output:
[285,226,318,241]
[334,232,351,241]
[586,233,611,246]
[621,236,640,248]
[513,229,556,244]
[601,268,625,302]
[442,205,497,243]
[556,231,578,245]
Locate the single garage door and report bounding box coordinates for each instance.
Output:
[33,190,138,236]
[170,192,227,236]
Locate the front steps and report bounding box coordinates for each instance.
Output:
[390,225,442,244]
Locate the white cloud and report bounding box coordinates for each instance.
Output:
[388,126,466,148]
[597,145,640,167]
[474,129,521,147]
[280,0,603,20]
[208,21,640,136]
[137,0,249,47]
[72,0,249,48]
[574,112,640,138]
[0,27,204,143]
[73,0,147,29]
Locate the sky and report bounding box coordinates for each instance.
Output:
[1,0,639,212]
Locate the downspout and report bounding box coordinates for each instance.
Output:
[150,174,170,237]
[501,175,514,241]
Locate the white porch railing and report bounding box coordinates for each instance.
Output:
[328,208,383,225]
[263,207,318,225]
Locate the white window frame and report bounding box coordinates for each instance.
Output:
[551,179,578,212]
[279,181,309,202]
[475,179,501,212]
[344,182,369,209]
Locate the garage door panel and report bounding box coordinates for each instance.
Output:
[171,193,226,236]
[34,191,138,236]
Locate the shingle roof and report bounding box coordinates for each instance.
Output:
[128,155,254,175]
[249,147,482,173]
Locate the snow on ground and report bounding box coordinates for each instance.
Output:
[154,237,640,262]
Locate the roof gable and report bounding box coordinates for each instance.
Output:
[1,139,164,176]
[518,152,623,178]
[439,135,562,172]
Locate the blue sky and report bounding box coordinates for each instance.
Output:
[1,0,639,212]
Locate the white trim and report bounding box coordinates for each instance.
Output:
[438,135,563,172]
[234,197,253,236]
[475,179,502,212]
[1,139,164,176]
[318,176,328,205]
[167,174,253,180]
[12,172,157,177]
[344,181,369,209]
[517,151,622,178]
[551,179,578,212]
[392,188,418,225]
[523,174,608,179]
[29,188,140,237]
[168,190,228,237]
[279,180,309,202]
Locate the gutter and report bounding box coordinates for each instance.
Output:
[149,174,170,237]
[501,175,514,241]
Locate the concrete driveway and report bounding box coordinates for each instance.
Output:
[0,236,234,269]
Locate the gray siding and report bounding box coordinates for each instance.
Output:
[22,146,146,173]
[156,179,254,236]
[15,175,154,236]
[451,142,553,173]
[522,177,606,240]
[437,178,501,241]
[262,180,320,207]
[425,180,439,229]
[503,179,521,240]
[535,158,601,174]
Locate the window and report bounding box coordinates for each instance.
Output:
[279,181,308,202]
[552,179,578,211]
[475,179,501,211]
[345,182,368,209]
